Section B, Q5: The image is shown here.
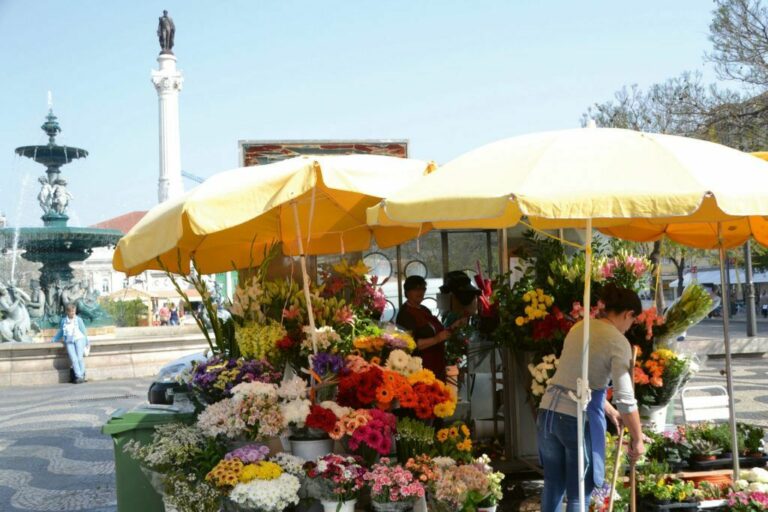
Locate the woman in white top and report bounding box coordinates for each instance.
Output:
[537,283,645,512]
[52,303,90,383]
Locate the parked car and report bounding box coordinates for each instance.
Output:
[147,351,207,404]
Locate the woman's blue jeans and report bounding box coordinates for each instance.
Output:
[537,410,594,512]
[64,338,87,380]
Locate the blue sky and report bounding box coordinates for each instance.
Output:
[0,1,718,227]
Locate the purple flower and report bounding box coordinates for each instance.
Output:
[225,443,270,463]
[312,352,344,377]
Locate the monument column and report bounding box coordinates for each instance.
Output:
[151,10,184,203]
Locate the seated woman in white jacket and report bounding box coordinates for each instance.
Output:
[52,303,90,383]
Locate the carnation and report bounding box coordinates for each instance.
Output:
[225,444,270,464]
[281,398,311,428]
[271,452,306,476]
[232,381,278,399]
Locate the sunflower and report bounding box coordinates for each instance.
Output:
[437,429,449,442]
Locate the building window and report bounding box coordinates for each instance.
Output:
[102,278,110,293]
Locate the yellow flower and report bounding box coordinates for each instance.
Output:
[461,424,470,437]
[241,461,282,482]
[434,401,456,418]
[522,292,532,303]
[524,306,533,317]
[408,369,436,386]
[457,439,473,452]
[538,303,547,311]
[515,316,525,327]
[437,429,449,442]
[545,296,554,306]
[449,427,459,439]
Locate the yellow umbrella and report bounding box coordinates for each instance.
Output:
[114,154,433,352]
[368,127,768,497]
[114,154,433,275]
[369,128,768,248]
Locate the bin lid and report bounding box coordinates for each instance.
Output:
[101,406,195,435]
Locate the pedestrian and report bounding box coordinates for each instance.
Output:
[51,303,90,384]
[158,302,170,326]
[169,302,179,326]
[537,283,645,512]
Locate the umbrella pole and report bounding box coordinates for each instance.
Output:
[577,219,593,512]
[717,226,740,480]
[291,201,318,354]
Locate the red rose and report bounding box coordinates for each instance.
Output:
[276,336,294,350]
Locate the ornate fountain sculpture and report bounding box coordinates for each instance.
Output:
[0,110,123,340]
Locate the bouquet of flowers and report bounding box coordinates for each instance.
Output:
[196,381,285,441]
[344,409,397,465]
[304,453,366,504]
[654,284,715,343]
[598,250,650,292]
[236,320,291,366]
[405,455,439,487]
[352,325,417,363]
[320,258,387,319]
[395,417,435,462]
[123,422,225,512]
[435,422,474,464]
[430,455,503,512]
[633,348,697,407]
[188,356,281,404]
[207,458,301,512]
[527,353,559,407]
[364,458,425,507]
[336,360,457,419]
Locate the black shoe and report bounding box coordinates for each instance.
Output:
[75,378,84,384]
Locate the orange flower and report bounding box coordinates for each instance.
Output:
[633,367,650,385]
[329,421,346,440]
[399,389,418,408]
[376,384,395,403]
[650,376,663,387]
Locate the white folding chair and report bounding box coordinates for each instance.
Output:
[680,385,730,423]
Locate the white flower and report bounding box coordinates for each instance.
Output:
[280,398,311,428]
[320,401,352,419]
[229,473,300,512]
[278,376,308,400]
[386,349,410,371]
[404,355,423,375]
[271,452,306,476]
[751,467,768,483]
[301,326,341,352]
[734,479,750,491]
[750,482,768,493]
[231,381,278,400]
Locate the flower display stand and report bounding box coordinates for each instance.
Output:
[638,404,670,433]
[638,500,698,512]
[320,498,356,512]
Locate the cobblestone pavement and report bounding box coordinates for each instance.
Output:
[0,378,151,512]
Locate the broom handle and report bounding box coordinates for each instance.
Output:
[609,345,639,512]
[629,345,639,512]
[607,428,626,512]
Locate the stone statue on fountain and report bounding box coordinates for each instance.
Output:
[37,176,53,213]
[0,281,33,342]
[51,179,73,215]
[26,279,46,327]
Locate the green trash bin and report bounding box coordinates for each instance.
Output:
[102,407,195,512]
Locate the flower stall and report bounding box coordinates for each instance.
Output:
[123,249,506,512]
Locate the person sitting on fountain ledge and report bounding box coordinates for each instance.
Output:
[51,303,90,384]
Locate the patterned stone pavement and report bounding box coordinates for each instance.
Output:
[0,378,151,511]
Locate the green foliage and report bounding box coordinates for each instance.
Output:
[688,437,723,457]
[738,423,765,453]
[99,298,147,327]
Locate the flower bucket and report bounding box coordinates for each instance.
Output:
[638,404,669,433]
[412,495,428,512]
[320,498,357,512]
[372,500,415,511]
[289,437,334,461]
[478,506,498,512]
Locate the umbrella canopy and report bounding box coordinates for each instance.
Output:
[114,154,433,276]
[368,128,768,248]
[367,127,768,496]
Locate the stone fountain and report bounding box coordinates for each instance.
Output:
[0,110,123,340]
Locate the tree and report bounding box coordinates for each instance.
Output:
[708,0,768,88]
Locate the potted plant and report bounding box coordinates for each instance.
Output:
[739,423,765,458]
[304,454,366,512]
[688,438,723,462]
[364,458,425,511]
[638,477,696,511]
[429,456,504,512]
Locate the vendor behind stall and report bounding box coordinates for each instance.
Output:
[396,275,469,381]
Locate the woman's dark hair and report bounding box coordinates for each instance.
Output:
[600,283,641,316]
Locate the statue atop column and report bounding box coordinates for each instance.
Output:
[157,10,175,55]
